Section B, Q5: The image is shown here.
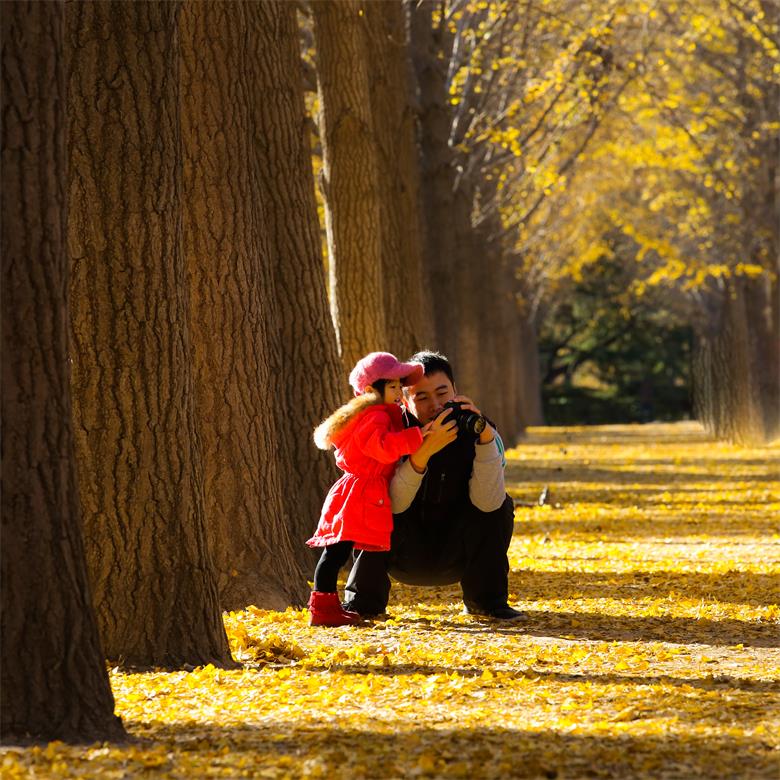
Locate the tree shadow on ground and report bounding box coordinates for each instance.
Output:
[504,465,777,486]
[392,611,779,648]
[507,611,777,648]
[124,722,779,779]
[512,514,779,538]
[299,661,780,694]
[506,570,780,606]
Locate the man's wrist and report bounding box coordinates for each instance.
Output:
[477,428,495,445]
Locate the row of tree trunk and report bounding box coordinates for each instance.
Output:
[3,0,348,742]
[407,1,543,440]
[313,0,433,372]
[5,0,539,745]
[311,0,546,438]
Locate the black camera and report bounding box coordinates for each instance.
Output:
[443,400,486,438]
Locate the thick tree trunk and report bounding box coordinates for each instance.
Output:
[252,0,344,568]
[694,26,780,445]
[66,0,233,668]
[466,174,521,437]
[179,0,308,609]
[409,1,459,364]
[693,281,766,444]
[517,313,545,429]
[490,257,528,442]
[365,0,433,358]
[745,276,779,441]
[410,0,485,400]
[1,0,125,742]
[751,18,780,442]
[313,0,386,373]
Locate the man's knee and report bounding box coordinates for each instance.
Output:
[466,495,514,545]
[498,494,514,542]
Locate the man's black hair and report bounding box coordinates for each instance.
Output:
[408,350,454,383]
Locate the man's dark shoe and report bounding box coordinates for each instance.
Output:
[463,603,525,621]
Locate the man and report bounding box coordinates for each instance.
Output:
[343,350,523,620]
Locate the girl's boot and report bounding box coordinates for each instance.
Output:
[308,591,362,627]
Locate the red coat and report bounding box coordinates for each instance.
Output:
[307,398,423,552]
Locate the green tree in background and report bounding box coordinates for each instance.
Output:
[540,247,693,425]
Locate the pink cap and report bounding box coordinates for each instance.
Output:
[348,352,424,394]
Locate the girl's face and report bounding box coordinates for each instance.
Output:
[381,379,403,406]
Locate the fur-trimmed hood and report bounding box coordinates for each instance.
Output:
[313,392,385,450]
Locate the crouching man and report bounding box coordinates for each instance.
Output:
[343,351,523,620]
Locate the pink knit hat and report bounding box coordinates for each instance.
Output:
[349,352,424,394]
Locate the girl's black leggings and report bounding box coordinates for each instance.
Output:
[313,541,355,592]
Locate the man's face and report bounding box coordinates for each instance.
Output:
[405,370,456,424]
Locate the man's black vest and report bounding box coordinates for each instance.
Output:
[398,410,478,520]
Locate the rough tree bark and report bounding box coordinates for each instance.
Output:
[179,0,308,609]
[66,0,233,667]
[516,311,545,429]
[693,10,780,445]
[409,0,461,365]
[1,0,125,742]
[253,0,344,565]
[409,0,484,401]
[313,0,387,373]
[365,0,433,358]
[468,174,522,438]
[693,281,768,445]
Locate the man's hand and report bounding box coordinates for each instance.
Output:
[452,395,495,445]
[409,408,458,473]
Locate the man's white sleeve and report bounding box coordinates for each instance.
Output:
[389,459,424,514]
[468,430,506,512]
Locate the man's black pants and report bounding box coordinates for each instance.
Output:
[343,495,514,615]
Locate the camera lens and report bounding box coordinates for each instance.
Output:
[466,414,486,435]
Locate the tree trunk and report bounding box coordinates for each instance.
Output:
[1,0,125,742]
[745,276,779,441]
[466,175,519,437]
[409,0,484,399]
[409,0,459,364]
[313,0,386,372]
[66,0,233,668]
[693,281,765,444]
[749,13,780,442]
[694,21,780,446]
[517,312,545,429]
[365,0,433,358]
[252,0,344,568]
[179,0,308,609]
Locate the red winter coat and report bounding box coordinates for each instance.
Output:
[307,395,423,552]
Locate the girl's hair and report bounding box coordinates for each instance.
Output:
[367,378,388,397]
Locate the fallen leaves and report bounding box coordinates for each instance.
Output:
[2,422,778,778]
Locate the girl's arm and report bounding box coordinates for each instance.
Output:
[353,412,423,464]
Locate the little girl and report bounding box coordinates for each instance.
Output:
[306,351,425,626]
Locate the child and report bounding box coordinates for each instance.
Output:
[306,352,425,626]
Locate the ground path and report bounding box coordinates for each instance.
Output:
[4,422,778,778]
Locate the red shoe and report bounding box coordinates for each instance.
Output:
[307,591,362,627]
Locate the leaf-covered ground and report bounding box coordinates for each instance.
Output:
[4,422,779,779]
